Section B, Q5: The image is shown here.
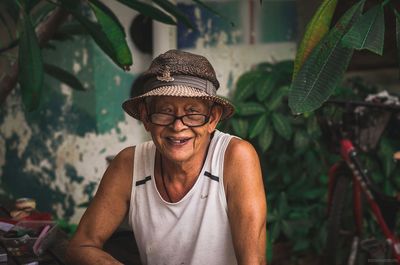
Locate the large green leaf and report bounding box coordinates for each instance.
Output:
[116,0,175,25]
[289,0,365,114]
[152,0,194,29]
[57,1,127,70]
[18,12,43,111]
[342,4,385,55]
[266,85,289,111]
[272,113,292,140]
[234,71,262,102]
[256,73,278,101]
[236,102,266,116]
[88,0,132,69]
[44,64,86,91]
[258,122,274,152]
[292,0,338,80]
[249,114,267,139]
[191,0,234,26]
[231,118,249,139]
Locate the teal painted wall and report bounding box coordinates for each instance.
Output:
[0,0,297,223]
[0,35,136,221]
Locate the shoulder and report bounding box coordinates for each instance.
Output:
[98,147,136,201]
[223,138,263,196]
[107,146,135,174]
[225,137,259,165]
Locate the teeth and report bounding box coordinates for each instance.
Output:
[168,138,187,143]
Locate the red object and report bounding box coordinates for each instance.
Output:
[340,139,354,162]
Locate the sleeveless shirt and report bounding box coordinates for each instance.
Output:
[128,130,238,265]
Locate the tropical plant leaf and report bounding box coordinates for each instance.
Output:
[249,114,267,139]
[292,0,338,80]
[152,0,194,29]
[88,0,133,69]
[57,1,128,70]
[231,118,249,139]
[54,22,89,39]
[294,130,309,149]
[236,102,266,116]
[267,85,289,111]
[44,64,86,91]
[272,113,292,140]
[307,115,320,137]
[270,221,281,241]
[274,60,294,77]
[282,220,293,238]
[18,11,43,111]
[256,73,279,101]
[191,0,234,26]
[234,71,262,102]
[31,2,56,26]
[256,62,273,71]
[342,4,385,55]
[289,0,365,114]
[116,0,176,25]
[258,122,274,152]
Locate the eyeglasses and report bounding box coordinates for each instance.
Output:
[148,113,210,127]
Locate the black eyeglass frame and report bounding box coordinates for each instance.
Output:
[145,102,215,127]
[147,113,211,127]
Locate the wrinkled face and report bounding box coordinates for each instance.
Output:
[140,96,222,164]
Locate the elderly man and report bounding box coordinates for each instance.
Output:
[66,50,267,265]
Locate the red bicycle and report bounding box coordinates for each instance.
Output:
[320,95,400,265]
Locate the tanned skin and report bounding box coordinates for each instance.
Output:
[66,97,267,265]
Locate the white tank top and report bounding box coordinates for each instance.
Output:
[129,130,237,265]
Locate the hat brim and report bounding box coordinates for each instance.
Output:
[122,85,235,120]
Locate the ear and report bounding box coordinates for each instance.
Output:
[139,103,150,131]
[207,105,223,133]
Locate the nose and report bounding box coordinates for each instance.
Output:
[171,116,188,131]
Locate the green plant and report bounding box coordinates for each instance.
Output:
[0,0,222,111]
[222,60,400,262]
[220,60,334,260]
[290,0,400,114]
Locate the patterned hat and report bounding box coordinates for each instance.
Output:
[122,50,235,120]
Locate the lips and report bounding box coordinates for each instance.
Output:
[166,136,191,145]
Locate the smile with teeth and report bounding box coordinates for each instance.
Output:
[166,137,191,144]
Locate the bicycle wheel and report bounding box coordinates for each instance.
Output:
[325,174,365,265]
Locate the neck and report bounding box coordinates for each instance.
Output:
[157,138,211,202]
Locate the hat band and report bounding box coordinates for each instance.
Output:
[142,75,217,96]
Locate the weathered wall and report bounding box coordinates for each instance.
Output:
[0,0,297,223]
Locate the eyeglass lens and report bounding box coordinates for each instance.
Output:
[149,113,209,127]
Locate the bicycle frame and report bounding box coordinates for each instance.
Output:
[328,138,400,263]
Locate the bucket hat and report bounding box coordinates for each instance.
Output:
[122,49,235,120]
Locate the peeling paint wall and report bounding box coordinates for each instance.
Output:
[0,28,149,223]
[0,0,297,224]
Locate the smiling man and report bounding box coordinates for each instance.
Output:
[66,50,267,265]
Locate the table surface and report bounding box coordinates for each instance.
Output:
[0,199,142,265]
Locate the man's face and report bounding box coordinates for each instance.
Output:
[141,96,221,164]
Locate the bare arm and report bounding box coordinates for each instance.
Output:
[66,147,134,265]
[225,139,267,265]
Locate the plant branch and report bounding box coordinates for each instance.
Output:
[0,7,70,104]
